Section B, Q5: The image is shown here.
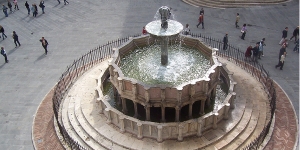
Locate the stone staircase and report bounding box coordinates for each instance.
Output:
[59,59,271,150]
[182,0,288,8]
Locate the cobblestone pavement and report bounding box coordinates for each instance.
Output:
[0,0,298,149]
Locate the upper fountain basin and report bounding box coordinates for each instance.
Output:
[145,20,183,37]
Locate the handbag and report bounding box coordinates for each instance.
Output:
[241,30,244,33]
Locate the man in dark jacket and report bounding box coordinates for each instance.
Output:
[223,33,228,50]
[275,45,287,70]
[252,43,260,62]
[39,37,48,55]
[279,27,288,45]
[12,31,21,47]
[289,26,299,42]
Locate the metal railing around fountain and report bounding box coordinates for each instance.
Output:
[190,33,276,150]
[52,34,140,150]
[51,33,276,150]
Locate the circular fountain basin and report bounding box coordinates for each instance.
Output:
[119,44,211,86]
[145,20,183,36]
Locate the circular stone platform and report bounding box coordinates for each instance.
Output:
[32,56,298,150]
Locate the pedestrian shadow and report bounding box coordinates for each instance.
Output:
[7,47,18,55]
[0,63,6,69]
[34,53,46,62]
[53,4,60,7]
[0,16,7,21]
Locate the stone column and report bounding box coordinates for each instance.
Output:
[175,106,180,122]
[117,77,123,93]
[132,82,137,100]
[161,106,166,122]
[213,113,218,129]
[157,125,163,142]
[178,124,184,141]
[189,103,193,119]
[224,103,230,119]
[161,37,168,65]
[105,108,111,124]
[145,105,150,121]
[119,116,125,133]
[200,100,205,115]
[230,92,236,109]
[145,88,150,103]
[197,119,203,137]
[97,98,103,114]
[133,102,138,118]
[121,98,127,114]
[137,123,143,139]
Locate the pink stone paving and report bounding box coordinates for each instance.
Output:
[264,83,298,150]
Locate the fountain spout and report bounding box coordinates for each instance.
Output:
[159,6,171,29]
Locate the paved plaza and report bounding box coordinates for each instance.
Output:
[0,0,298,149]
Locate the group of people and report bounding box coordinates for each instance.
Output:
[2,0,70,17]
[0,24,49,63]
[243,26,299,70]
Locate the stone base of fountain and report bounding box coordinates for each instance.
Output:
[57,56,270,149]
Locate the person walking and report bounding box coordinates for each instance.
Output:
[64,0,69,5]
[279,27,288,45]
[240,24,247,40]
[258,38,266,58]
[2,4,8,17]
[7,0,12,12]
[289,26,299,43]
[13,0,19,10]
[39,37,49,55]
[39,0,45,14]
[12,31,21,47]
[199,8,204,15]
[183,24,190,35]
[293,39,299,53]
[1,47,8,63]
[31,4,35,17]
[0,25,7,40]
[235,13,240,28]
[34,3,38,15]
[252,43,259,62]
[223,33,228,50]
[245,45,252,61]
[197,13,204,29]
[25,1,30,15]
[275,45,286,70]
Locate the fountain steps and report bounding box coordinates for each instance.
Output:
[182,0,287,8]
[61,92,91,149]
[58,60,270,150]
[237,100,269,149]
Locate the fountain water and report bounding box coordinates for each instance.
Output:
[145,6,183,65]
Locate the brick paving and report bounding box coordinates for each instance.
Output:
[264,83,298,150]
[32,89,64,150]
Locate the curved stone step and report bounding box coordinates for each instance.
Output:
[238,100,269,149]
[61,92,91,149]
[182,0,288,8]
[68,96,105,150]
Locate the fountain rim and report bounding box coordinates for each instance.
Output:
[109,35,223,89]
[145,20,184,37]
